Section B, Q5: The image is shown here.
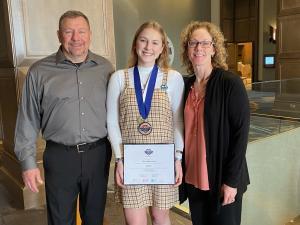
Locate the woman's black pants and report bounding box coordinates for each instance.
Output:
[186,183,243,225]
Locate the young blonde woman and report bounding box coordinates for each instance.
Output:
[107,21,184,225]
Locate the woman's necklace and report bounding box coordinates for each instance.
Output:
[141,73,152,92]
[194,75,210,100]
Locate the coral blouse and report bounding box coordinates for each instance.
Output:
[184,86,209,190]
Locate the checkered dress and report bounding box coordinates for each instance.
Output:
[116,69,178,209]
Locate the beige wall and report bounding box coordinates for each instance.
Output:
[211,0,220,26]
[260,0,277,81]
[242,127,300,225]
[112,0,211,74]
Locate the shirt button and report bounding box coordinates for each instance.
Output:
[79,81,83,85]
[81,112,85,116]
[82,128,86,131]
[80,96,84,100]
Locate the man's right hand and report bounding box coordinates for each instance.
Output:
[22,168,44,193]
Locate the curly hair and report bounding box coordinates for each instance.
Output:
[180,21,228,75]
[128,21,169,71]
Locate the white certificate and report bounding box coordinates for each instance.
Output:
[123,144,175,185]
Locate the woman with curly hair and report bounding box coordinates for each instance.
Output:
[179,21,250,225]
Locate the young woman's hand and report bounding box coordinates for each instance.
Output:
[115,161,125,188]
[174,160,183,187]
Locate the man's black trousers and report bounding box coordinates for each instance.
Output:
[43,138,111,225]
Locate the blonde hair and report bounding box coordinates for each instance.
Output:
[128,21,169,70]
[180,21,228,74]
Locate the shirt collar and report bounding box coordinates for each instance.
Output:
[55,46,101,65]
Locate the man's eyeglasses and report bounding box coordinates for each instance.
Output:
[188,40,214,48]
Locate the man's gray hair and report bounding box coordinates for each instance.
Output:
[59,10,90,30]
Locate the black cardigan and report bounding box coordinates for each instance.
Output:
[179,68,250,212]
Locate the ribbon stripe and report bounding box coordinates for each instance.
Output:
[133,65,158,120]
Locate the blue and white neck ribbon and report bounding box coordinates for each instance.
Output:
[133,64,158,120]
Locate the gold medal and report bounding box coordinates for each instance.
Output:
[137,117,144,125]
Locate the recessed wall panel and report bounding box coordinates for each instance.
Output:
[278,14,300,58]
[279,0,300,15]
[235,0,250,19]
[281,0,300,10]
[223,19,234,42]
[22,0,110,56]
[278,60,300,80]
[235,19,250,42]
[8,0,115,65]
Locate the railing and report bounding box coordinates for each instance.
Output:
[285,215,300,225]
[246,79,300,142]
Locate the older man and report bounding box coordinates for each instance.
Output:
[14,10,114,225]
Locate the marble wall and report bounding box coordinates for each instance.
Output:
[242,127,300,225]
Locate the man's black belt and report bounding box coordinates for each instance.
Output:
[47,137,107,153]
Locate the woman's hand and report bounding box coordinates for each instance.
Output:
[221,183,237,206]
[115,161,125,188]
[174,160,183,187]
